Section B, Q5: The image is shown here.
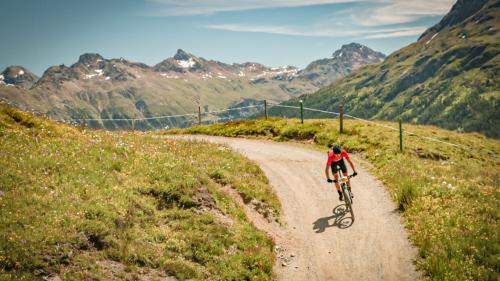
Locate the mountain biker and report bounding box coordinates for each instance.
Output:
[325,145,357,201]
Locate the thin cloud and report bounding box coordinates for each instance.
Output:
[365,27,427,38]
[145,0,454,20]
[144,0,362,16]
[203,24,364,37]
[355,0,455,26]
[148,0,454,40]
[204,23,429,39]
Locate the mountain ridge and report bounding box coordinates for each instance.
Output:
[296,42,385,87]
[0,43,384,129]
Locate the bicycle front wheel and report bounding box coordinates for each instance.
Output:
[342,185,352,208]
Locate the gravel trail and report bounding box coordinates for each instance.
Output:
[169,135,421,281]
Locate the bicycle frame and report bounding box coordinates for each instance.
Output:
[336,167,355,219]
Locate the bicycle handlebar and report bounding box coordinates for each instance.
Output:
[327,173,357,183]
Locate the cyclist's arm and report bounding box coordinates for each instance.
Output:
[346,158,357,174]
[325,164,331,180]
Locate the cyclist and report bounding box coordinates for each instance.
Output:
[325,145,357,201]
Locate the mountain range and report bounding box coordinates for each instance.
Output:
[269,0,499,138]
[0,43,385,129]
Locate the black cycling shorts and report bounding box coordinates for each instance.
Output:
[331,159,347,174]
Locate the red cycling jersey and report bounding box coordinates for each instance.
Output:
[326,148,350,166]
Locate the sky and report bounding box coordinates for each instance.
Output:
[0,0,456,76]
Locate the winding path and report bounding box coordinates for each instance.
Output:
[169,135,420,281]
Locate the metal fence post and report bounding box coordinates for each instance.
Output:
[399,119,403,153]
[198,106,201,125]
[300,100,304,124]
[339,104,344,134]
[264,100,268,119]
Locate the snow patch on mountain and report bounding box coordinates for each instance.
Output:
[160,73,180,79]
[426,33,439,45]
[257,66,297,78]
[177,58,196,68]
[84,69,104,80]
[201,73,213,80]
[248,64,258,71]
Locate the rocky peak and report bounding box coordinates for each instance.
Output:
[154,49,206,73]
[297,43,385,87]
[34,64,79,89]
[0,66,39,89]
[419,0,490,40]
[77,53,105,65]
[173,49,193,61]
[332,42,386,61]
[336,42,365,53]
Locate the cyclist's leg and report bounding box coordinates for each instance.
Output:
[339,159,351,188]
[333,173,340,191]
[333,170,343,201]
[331,163,341,191]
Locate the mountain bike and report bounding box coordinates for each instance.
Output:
[331,169,357,220]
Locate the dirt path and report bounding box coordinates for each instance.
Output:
[168,135,421,281]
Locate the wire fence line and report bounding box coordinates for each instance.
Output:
[55,104,264,123]
[71,112,199,122]
[268,102,341,117]
[320,110,470,151]
[203,104,262,115]
[267,102,489,155]
[0,97,495,157]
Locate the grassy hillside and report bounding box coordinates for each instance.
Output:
[270,0,500,138]
[0,73,299,130]
[165,118,500,280]
[0,104,280,280]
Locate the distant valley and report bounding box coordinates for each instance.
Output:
[0,43,384,129]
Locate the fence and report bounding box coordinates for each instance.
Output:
[265,101,477,153]
[0,97,495,158]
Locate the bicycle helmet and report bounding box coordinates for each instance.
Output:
[333,145,342,154]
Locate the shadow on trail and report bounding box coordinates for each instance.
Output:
[313,204,354,233]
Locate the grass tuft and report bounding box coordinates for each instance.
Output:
[395,178,419,211]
